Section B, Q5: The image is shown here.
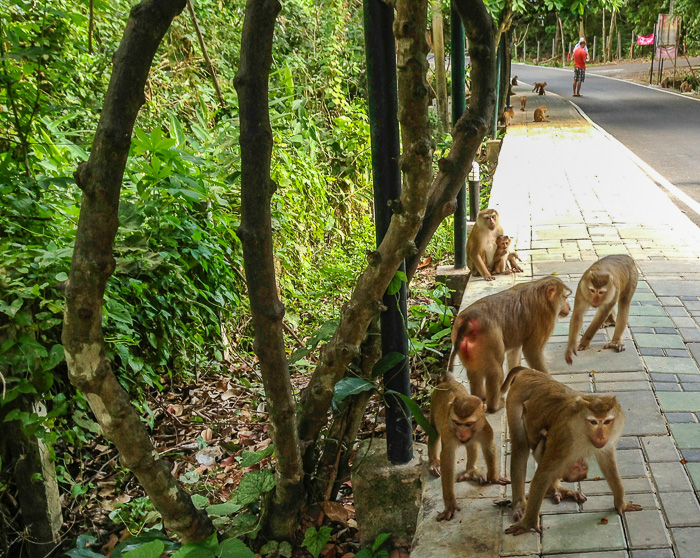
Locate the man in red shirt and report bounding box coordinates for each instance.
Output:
[573,39,588,96]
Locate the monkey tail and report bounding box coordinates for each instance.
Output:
[500,366,528,395]
[443,317,478,382]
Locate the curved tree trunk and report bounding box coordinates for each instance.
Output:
[233,0,305,539]
[62,0,213,543]
[297,0,496,450]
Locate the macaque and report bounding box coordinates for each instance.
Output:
[429,371,509,521]
[501,367,642,535]
[448,277,571,412]
[520,95,527,111]
[532,82,547,95]
[491,235,512,275]
[466,208,504,281]
[512,76,518,86]
[534,106,548,122]
[565,255,638,365]
[508,251,523,273]
[681,81,693,92]
[500,107,515,126]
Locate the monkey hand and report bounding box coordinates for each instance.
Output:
[553,487,587,504]
[488,474,510,486]
[616,500,643,515]
[457,468,486,484]
[437,503,460,521]
[429,461,441,477]
[604,342,625,353]
[505,519,541,535]
[565,348,576,365]
[484,273,496,281]
[577,339,591,352]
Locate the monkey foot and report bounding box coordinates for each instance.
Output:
[602,319,616,328]
[553,488,587,504]
[577,342,590,352]
[458,468,486,484]
[437,505,460,521]
[617,501,643,514]
[489,475,510,485]
[604,342,625,353]
[505,521,541,535]
[429,463,441,477]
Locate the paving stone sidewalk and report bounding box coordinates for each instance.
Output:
[411,87,700,558]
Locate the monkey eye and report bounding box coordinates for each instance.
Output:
[603,419,613,425]
[588,419,598,426]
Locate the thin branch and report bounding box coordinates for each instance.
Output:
[187,0,225,107]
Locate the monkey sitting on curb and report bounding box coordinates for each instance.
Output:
[501,367,642,535]
[428,371,509,521]
[534,106,548,122]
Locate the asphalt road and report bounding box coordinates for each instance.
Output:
[512,62,700,222]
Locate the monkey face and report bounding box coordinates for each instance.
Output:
[496,235,510,250]
[450,409,482,443]
[586,415,616,448]
[547,282,571,317]
[479,209,499,230]
[587,283,609,307]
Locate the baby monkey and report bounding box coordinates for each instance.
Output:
[565,254,638,365]
[520,95,527,111]
[429,371,509,521]
[512,76,518,86]
[491,235,523,274]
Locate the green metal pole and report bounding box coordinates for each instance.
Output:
[451,1,467,268]
[363,0,412,465]
[492,37,503,139]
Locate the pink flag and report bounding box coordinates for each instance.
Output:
[637,34,654,46]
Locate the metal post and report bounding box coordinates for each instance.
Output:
[523,39,526,62]
[593,36,597,61]
[468,162,481,221]
[451,1,467,269]
[506,30,513,107]
[362,0,412,465]
[617,30,621,60]
[552,38,555,58]
[568,41,572,64]
[537,41,540,64]
[650,23,656,84]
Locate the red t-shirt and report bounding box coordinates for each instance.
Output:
[574,46,587,69]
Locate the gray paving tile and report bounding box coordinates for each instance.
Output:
[658,392,700,412]
[595,381,651,392]
[633,333,685,349]
[686,343,700,364]
[655,328,679,334]
[499,515,539,556]
[643,357,700,375]
[680,328,700,342]
[581,493,657,513]
[674,317,700,329]
[580,477,653,496]
[671,526,700,558]
[632,327,655,334]
[630,549,674,558]
[616,391,668,435]
[658,491,700,526]
[668,307,691,317]
[642,436,680,462]
[681,449,700,461]
[652,373,677,382]
[541,512,625,554]
[650,462,694,492]
[655,383,682,391]
[618,437,641,449]
[629,306,668,316]
[629,316,675,328]
[687,463,700,491]
[678,374,700,383]
[670,424,700,449]
[667,413,697,423]
[640,262,700,274]
[681,383,700,391]
[641,347,666,357]
[660,296,683,306]
[587,449,646,478]
[546,552,628,558]
[685,300,700,310]
[545,342,644,373]
[647,280,700,298]
[623,508,672,549]
[666,349,691,358]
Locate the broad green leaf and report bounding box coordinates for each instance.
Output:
[191,494,209,509]
[206,501,242,516]
[238,444,275,467]
[123,540,165,558]
[371,533,392,552]
[387,271,407,296]
[386,390,437,440]
[236,469,275,505]
[371,352,406,378]
[333,377,376,405]
[216,538,255,558]
[302,526,332,558]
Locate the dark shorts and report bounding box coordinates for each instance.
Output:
[574,67,585,82]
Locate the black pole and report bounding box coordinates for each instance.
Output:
[649,24,656,85]
[506,30,513,108]
[363,0,412,465]
[451,1,467,268]
[492,38,502,138]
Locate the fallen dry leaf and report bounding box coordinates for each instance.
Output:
[202,427,214,442]
[167,404,184,417]
[320,501,349,524]
[417,256,432,269]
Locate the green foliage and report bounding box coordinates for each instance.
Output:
[302,526,333,558]
[355,533,392,558]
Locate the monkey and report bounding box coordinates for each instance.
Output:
[534,106,548,122]
[520,95,527,111]
[500,107,515,127]
[509,85,516,97]
[565,255,638,365]
[501,367,642,535]
[466,208,503,281]
[511,76,518,86]
[660,77,669,88]
[532,82,547,95]
[447,277,571,412]
[680,81,693,92]
[428,371,509,521]
[490,235,512,275]
[508,251,523,273]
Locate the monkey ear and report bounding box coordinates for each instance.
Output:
[546,285,557,300]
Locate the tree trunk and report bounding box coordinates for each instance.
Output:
[62,0,213,543]
[602,8,606,62]
[554,19,560,59]
[297,0,496,454]
[607,9,616,62]
[432,3,449,132]
[233,0,305,540]
[558,16,566,67]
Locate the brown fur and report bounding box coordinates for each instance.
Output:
[466,208,503,281]
[520,95,527,111]
[448,277,571,412]
[534,106,548,122]
[566,255,638,364]
[491,235,511,274]
[512,76,518,86]
[501,367,641,535]
[428,372,508,521]
[532,82,547,95]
